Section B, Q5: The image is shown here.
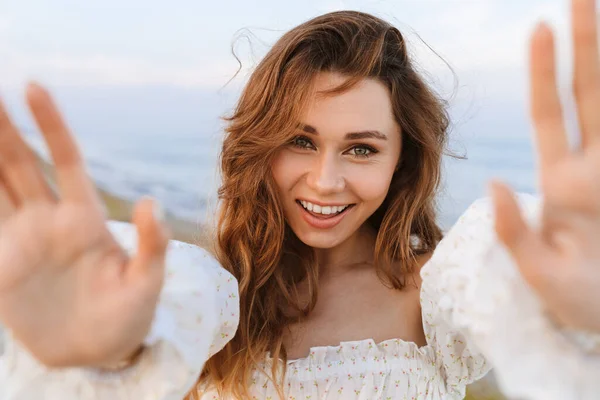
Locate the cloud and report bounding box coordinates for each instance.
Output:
[0,15,13,52]
[409,1,564,72]
[0,0,573,90]
[0,51,245,88]
[0,15,12,32]
[319,0,348,13]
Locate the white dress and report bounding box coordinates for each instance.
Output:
[0,194,599,400]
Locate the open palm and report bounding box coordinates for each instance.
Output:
[0,85,170,367]
[492,0,600,333]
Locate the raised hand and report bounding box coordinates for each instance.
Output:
[491,0,600,333]
[0,84,170,367]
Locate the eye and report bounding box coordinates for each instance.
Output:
[291,135,315,150]
[348,145,378,158]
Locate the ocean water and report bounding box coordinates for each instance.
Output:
[18,86,539,231]
[439,132,537,228]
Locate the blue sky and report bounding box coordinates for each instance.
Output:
[0,0,573,89]
[0,0,583,143]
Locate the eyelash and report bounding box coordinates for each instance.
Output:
[290,135,379,159]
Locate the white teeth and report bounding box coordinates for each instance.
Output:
[299,201,350,215]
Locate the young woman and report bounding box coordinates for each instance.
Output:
[1,0,600,399]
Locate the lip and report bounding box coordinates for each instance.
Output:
[296,198,352,207]
[296,201,354,229]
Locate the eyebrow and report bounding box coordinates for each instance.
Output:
[299,123,388,141]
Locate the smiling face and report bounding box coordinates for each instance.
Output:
[271,72,402,249]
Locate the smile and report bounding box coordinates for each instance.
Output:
[295,200,355,229]
[298,200,350,215]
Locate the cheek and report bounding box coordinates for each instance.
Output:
[271,150,306,192]
[347,164,395,202]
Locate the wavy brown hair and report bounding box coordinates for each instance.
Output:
[195,10,451,399]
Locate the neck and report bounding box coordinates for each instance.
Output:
[314,224,378,275]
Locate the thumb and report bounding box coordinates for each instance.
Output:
[129,196,170,278]
[489,180,545,283]
[489,180,529,250]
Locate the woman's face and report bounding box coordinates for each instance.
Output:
[271,72,402,249]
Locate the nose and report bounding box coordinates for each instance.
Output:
[306,152,345,195]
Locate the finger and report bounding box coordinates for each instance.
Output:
[572,0,600,148]
[128,197,170,278]
[541,157,600,214]
[25,83,103,209]
[0,97,55,203]
[0,174,17,222]
[529,23,569,172]
[489,181,550,286]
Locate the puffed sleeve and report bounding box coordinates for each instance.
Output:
[421,193,600,400]
[0,221,240,400]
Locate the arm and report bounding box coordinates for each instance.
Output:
[423,194,600,400]
[0,221,239,400]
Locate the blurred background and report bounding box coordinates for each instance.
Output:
[0,0,586,398]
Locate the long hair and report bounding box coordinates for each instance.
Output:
[197,10,450,399]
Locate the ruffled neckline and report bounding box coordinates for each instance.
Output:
[262,337,432,371]
[286,337,429,364]
[259,337,437,383]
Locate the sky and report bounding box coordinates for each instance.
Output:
[0,0,584,143]
[0,1,574,87]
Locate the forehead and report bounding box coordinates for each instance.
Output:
[303,72,399,136]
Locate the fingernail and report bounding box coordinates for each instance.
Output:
[142,195,165,223]
[27,81,44,95]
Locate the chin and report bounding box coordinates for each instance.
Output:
[294,229,350,249]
